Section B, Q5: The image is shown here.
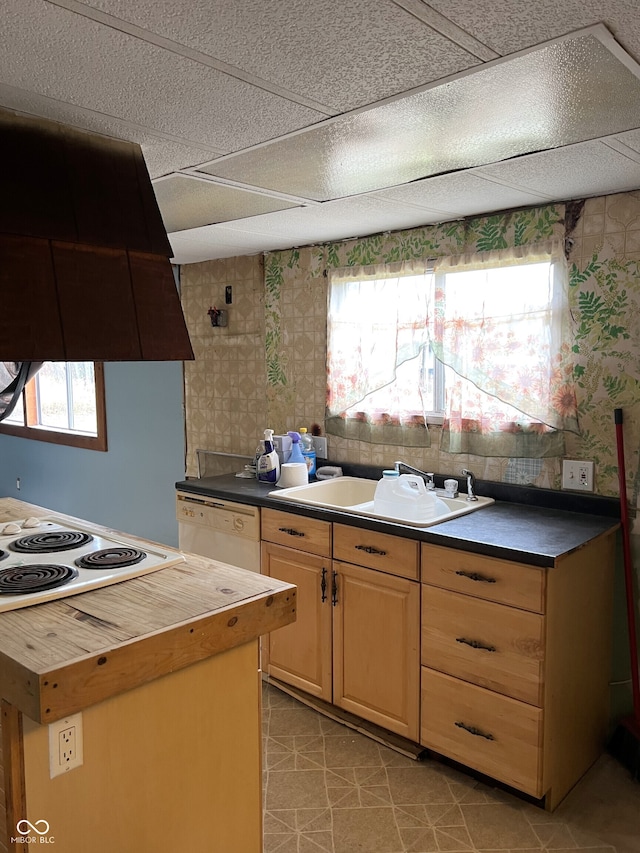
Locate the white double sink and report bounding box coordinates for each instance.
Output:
[270,476,494,528]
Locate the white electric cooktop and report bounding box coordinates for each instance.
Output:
[0,517,185,612]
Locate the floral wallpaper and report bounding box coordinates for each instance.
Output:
[261,195,640,503]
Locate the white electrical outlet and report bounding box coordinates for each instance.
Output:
[49,713,83,778]
[562,460,595,492]
[313,436,328,458]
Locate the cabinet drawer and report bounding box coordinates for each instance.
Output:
[261,508,331,557]
[421,667,543,797]
[421,543,545,613]
[421,585,544,705]
[333,524,419,580]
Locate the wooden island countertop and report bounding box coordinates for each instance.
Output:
[0,497,296,724]
[0,497,296,853]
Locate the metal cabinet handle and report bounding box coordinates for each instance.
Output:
[355,544,387,556]
[455,721,495,740]
[331,570,338,606]
[455,569,496,584]
[321,567,327,603]
[456,637,496,653]
[278,527,305,537]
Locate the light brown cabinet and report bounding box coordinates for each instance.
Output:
[261,503,616,809]
[420,534,616,809]
[262,509,420,740]
[262,539,332,699]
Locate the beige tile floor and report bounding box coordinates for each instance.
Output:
[262,684,640,853]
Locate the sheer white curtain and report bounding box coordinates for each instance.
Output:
[430,241,579,451]
[327,261,432,422]
[326,243,578,454]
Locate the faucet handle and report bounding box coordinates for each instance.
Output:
[425,473,435,490]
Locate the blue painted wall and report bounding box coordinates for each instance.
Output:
[0,361,185,547]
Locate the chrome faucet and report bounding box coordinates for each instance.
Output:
[462,469,478,502]
[394,461,435,489]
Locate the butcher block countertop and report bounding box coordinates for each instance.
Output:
[0,498,296,725]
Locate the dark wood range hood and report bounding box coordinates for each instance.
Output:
[0,108,194,362]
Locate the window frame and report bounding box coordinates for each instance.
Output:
[0,362,108,451]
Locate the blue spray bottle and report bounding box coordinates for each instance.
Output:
[287,431,305,464]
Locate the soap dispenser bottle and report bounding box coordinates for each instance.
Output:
[257,429,280,484]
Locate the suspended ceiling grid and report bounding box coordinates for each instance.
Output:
[1,1,640,262]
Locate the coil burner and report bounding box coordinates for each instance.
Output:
[75,547,146,570]
[0,564,79,595]
[9,531,93,553]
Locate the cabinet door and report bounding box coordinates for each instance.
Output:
[332,560,420,741]
[262,541,332,701]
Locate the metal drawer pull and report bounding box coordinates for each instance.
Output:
[455,570,496,584]
[331,569,338,606]
[456,637,496,652]
[455,721,495,740]
[278,527,305,537]
[355,544,387,556]
[321,567,327,603]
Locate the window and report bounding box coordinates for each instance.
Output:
[326,244,577,455]
[0,362,107,451]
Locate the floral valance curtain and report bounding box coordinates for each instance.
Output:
[326,235,580,455]
[326,260,433,446]
[430,240,579,456]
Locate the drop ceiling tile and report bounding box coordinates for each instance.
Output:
[427,0,640,59]
[169,225,298,263]
[612,129,640,158]
[477,141,640,198]
[0,0,324,153]
[154,175,300,232]
[82,0,480,112]
[169,231,265,264]
[374,172,550,216]
[200,29,640,200]
[212,195,451,246]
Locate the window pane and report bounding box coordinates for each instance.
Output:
[69,362,97,433]
[3,394,25,425]
[36,362,97,435]
[37,363,70,429]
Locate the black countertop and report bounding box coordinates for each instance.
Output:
[175,473,620,568]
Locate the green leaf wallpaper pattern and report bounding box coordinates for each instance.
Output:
[569,251,640,499]
[264,254,287,388]
[263,197,640,499]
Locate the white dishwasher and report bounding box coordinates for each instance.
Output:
[176,490,261,572]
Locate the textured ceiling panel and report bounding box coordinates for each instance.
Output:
[477,140,640,198]
[375,171,550,216]
[168,231,271,264]
[154,175,300,232]
[0,0,324,153]
[613,129,640,158]
[200,30,640,201]
[427,1,640,60]
[213,195,450,241]
[81,0,480,112]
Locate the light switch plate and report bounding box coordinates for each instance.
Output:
[562,459,594,492]
[313,436,327,458]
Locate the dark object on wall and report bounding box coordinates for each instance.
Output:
[0,109,194,362]
[609,407,640,780]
